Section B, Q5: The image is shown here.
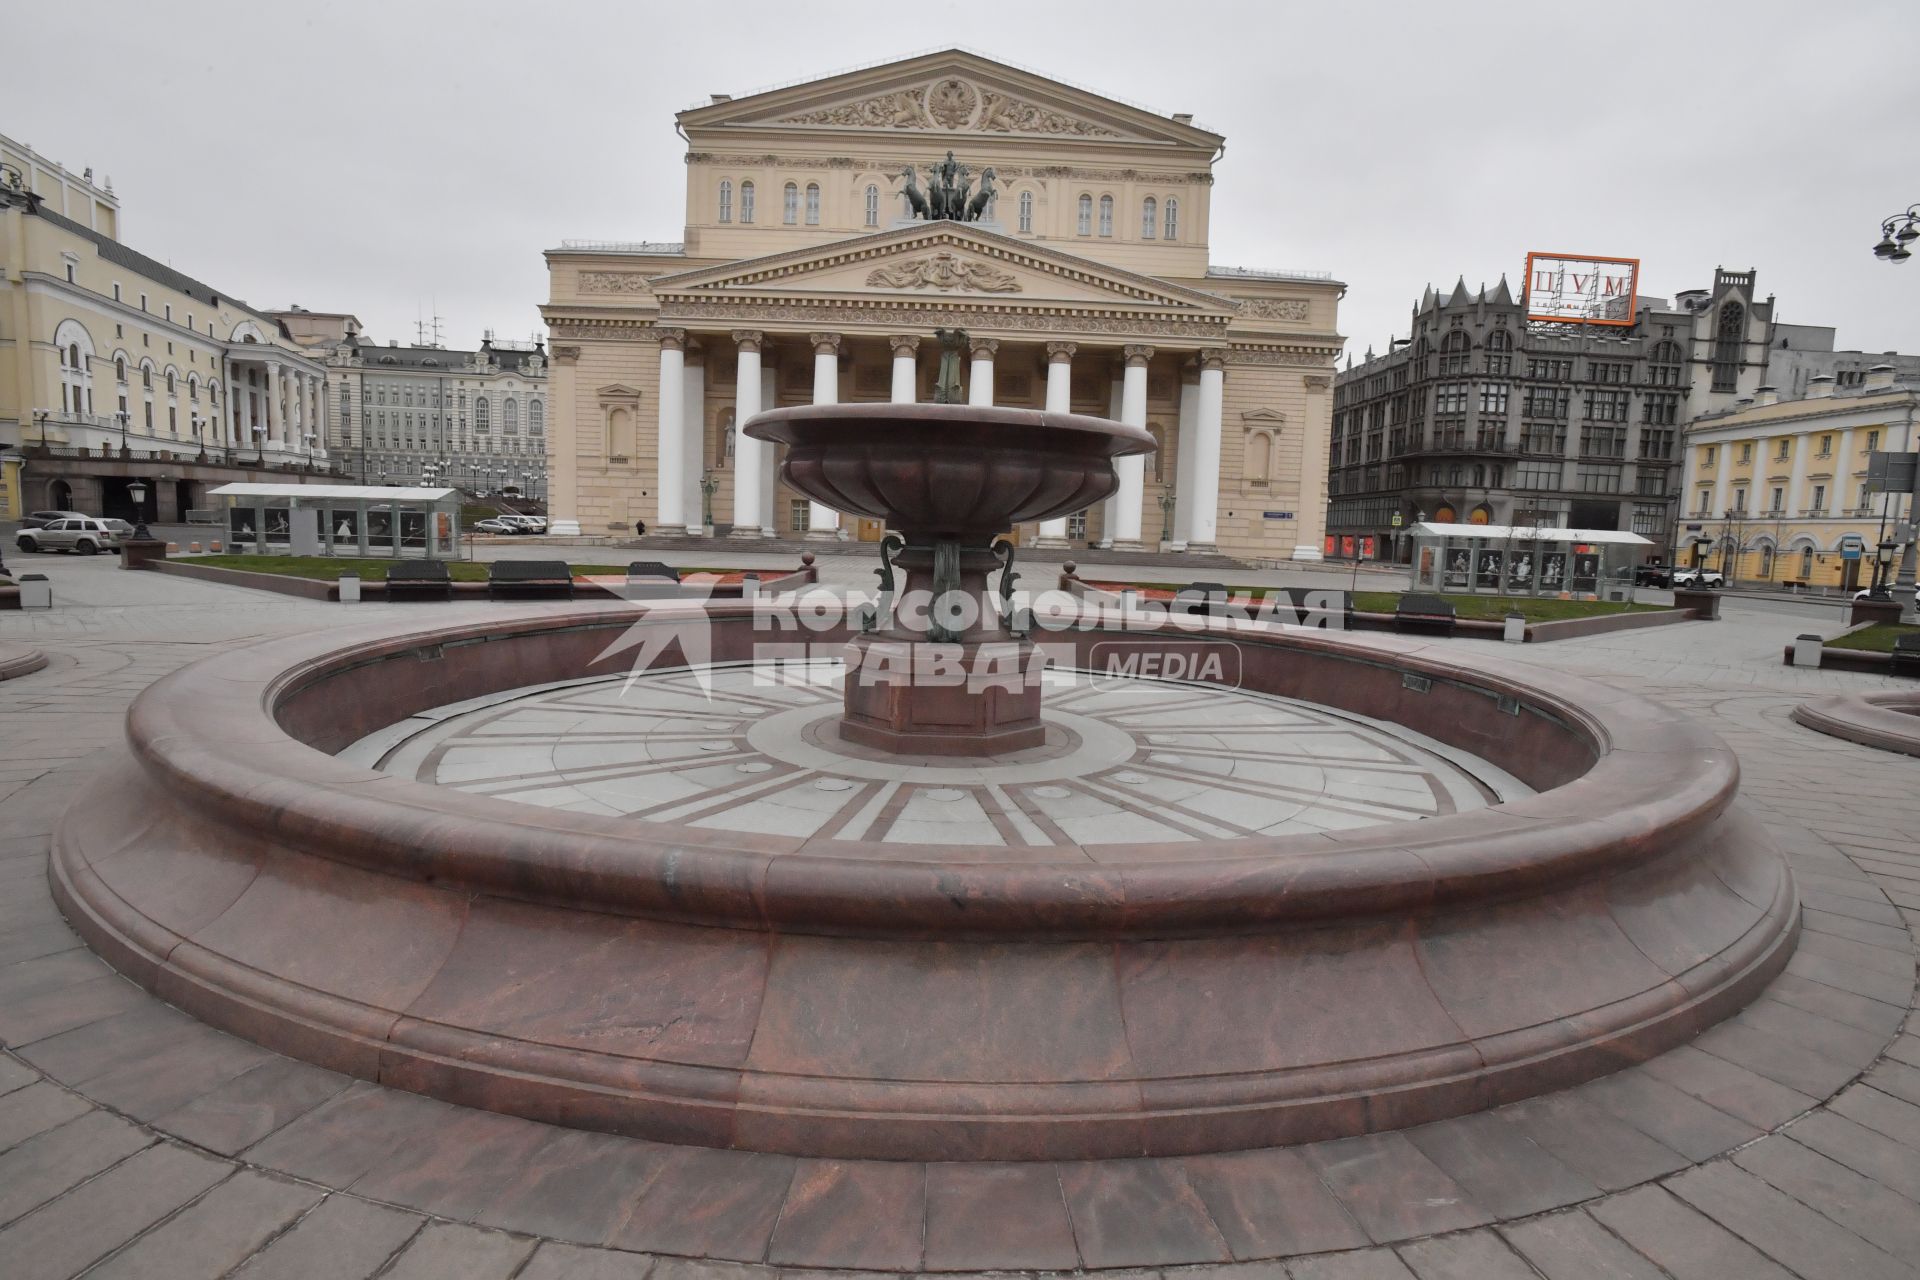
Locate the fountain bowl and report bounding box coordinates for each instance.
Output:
[746,402,1155,539]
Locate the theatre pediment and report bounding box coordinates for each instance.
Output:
[680,50,1219,150]
[650,224,1233,316]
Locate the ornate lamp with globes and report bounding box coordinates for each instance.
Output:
[119,478,168,569]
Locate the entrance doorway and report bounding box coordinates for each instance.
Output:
[856,518,886,542]
[49,479,73,511]
[1842,558,1862,592]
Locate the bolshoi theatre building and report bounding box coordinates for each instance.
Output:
[540,50,1343,560]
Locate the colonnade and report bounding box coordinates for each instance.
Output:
[651,328,1225,551]
[224,359,328,459]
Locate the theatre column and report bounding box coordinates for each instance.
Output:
[265,361,284,453]
[889,335,919,403]
[1171,357,1199,549]
[729,330,763,537]
[655,328,687,535]
[806,333,842,540]
[1186,353,1225,554]
[968,336,997,406]
[1109,345,1152,551]
[1035,342,1075,546]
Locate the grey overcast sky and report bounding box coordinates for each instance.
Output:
[7,0,1918,359]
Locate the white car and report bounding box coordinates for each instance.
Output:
[470,518,514,534]
[500,515,547,534]
[1669,566,1726,589]
[14,516,126,555]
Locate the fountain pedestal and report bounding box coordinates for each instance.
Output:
[747,402,1154,755]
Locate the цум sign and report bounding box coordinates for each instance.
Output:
[1523,252,1640,327]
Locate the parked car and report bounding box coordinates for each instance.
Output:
[17,510,85,530]
[499,515,547,533]
[1633,560,1674,588]
[470,518,514,534]
[14,516,126,555]
[1669,566,1726,589]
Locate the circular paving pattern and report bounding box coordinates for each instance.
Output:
[342,661,1530,847]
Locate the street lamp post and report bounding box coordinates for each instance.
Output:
[191,414,207,462]
[116,410,130,456]
[125,479,153,542]
[700,471,719,534]
[1871,205,1920,263]
[1870,538,1898,598]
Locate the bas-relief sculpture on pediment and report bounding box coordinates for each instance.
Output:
[865,252,1022,293]
[772,77,1127,139]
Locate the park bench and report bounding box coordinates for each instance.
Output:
[1394,593,1457,635]
[489,560,575,601]
[384,559,452,601]
[1893,631,1920,678]
[624,561,683,599]
[1171,581,1234,618]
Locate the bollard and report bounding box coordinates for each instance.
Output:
[338,574,361,604]
[166,542,180,554]
[1791,633,1823,668]
[189,542,202,554]
[1503,612,1526,644]
[18,573,52,609]
[210,540,223,553]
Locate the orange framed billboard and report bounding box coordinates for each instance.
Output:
[1522,252,1640,327]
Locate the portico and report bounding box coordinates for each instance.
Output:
[540,50,1343,561]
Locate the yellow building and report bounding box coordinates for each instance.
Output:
[540,50,1343,560]
[1678,366,1917,590]
[1,155,329,523]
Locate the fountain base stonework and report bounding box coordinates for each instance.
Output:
[51,603,1797,1160]
[840,634,1046,755]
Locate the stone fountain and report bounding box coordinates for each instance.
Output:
[746,401,1154,754]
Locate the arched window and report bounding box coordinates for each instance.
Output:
[740,181,755,224]
[68,343,80,369]
[1141,197,1157,239]
[1098,194,1114,237]
[141,365,152,389]
[55,320,95,417]
[115,357,126,383]
[1077,193,1093,235]
[864,184,879,227]
[1487,329,1512,352]
[1800,547,1814,579]
[1650,339,1683,363]
[718,180,732,224]
[1711,302,1744,392]
[782,182,798,225]
[1018,190,1033,233]
[503,398,518,434]
[529,400,544,435]
[1164,197,1179,240]
[804,183,820,225]
[166,370,176,394]
[474,397,491,434]
[1758,542,1774,579]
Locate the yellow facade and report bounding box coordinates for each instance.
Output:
[541,51,1343,561]
[1679,375,1916,588]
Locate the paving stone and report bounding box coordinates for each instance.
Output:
[1800,908,1913,951]
[1786,1108,1920,1203]
[0,1108,151,1228]
[1795,929,1917,979]
[923,1161,1081,1271]
[375,1220,538,1279]
[1862,1058,1920,1107]
[1403,1108,1602,1219]
[0,1078,91,1152]
[0,1051,36,1095]
[609,1146,795,1261]
[0,972,152,1048]
[1637,1043,1818,1130]
[515,1241,657,1279]
[13,1000,206,1085]
[1799,891,1906,927]
[1493,1088,1689,1191]
[1394,1229,1540,1280]
[1183,1147,1370,1260]
[1499,1209,1668,1279]
[154,1055,353,1155]
[1299,1133,1492,1243]
[1055,1158,1232,1268]
[1690,1019,1868,1099]
[1732,1134,1920,1260]
[475,1125,672,1244]
[1832,1083,1920,1149]
[80,1020,278,1120]
[0,944,114,1007]
[1586,1184,1795,1280]
[1763,972,1908,1037]
[1787,950,1915,1007]
[0,1140,231,1280]
[1665,1157,1911,1280]
[86,1167,324,1280]
[1286,1249,1418,1280]
[350,1106,567,1223]
[243,1081,456,1186]
[1574,1067,1762,1162]
[0,919,83,967]
[765,1157,927,1271]
[231,1193,425,1280]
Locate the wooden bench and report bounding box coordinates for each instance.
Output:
[1893,631,1920,678]
[384,559,452,601]
[1394,593,1457,635]
[488,560,575,601]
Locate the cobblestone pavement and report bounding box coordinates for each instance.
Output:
[1,556,1916,1279]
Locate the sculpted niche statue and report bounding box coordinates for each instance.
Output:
[895,152,997,222]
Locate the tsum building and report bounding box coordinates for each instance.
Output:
[539,50,1342,560]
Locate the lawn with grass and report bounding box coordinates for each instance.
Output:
[186,555,743,582]
[1825,622,1920,653]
